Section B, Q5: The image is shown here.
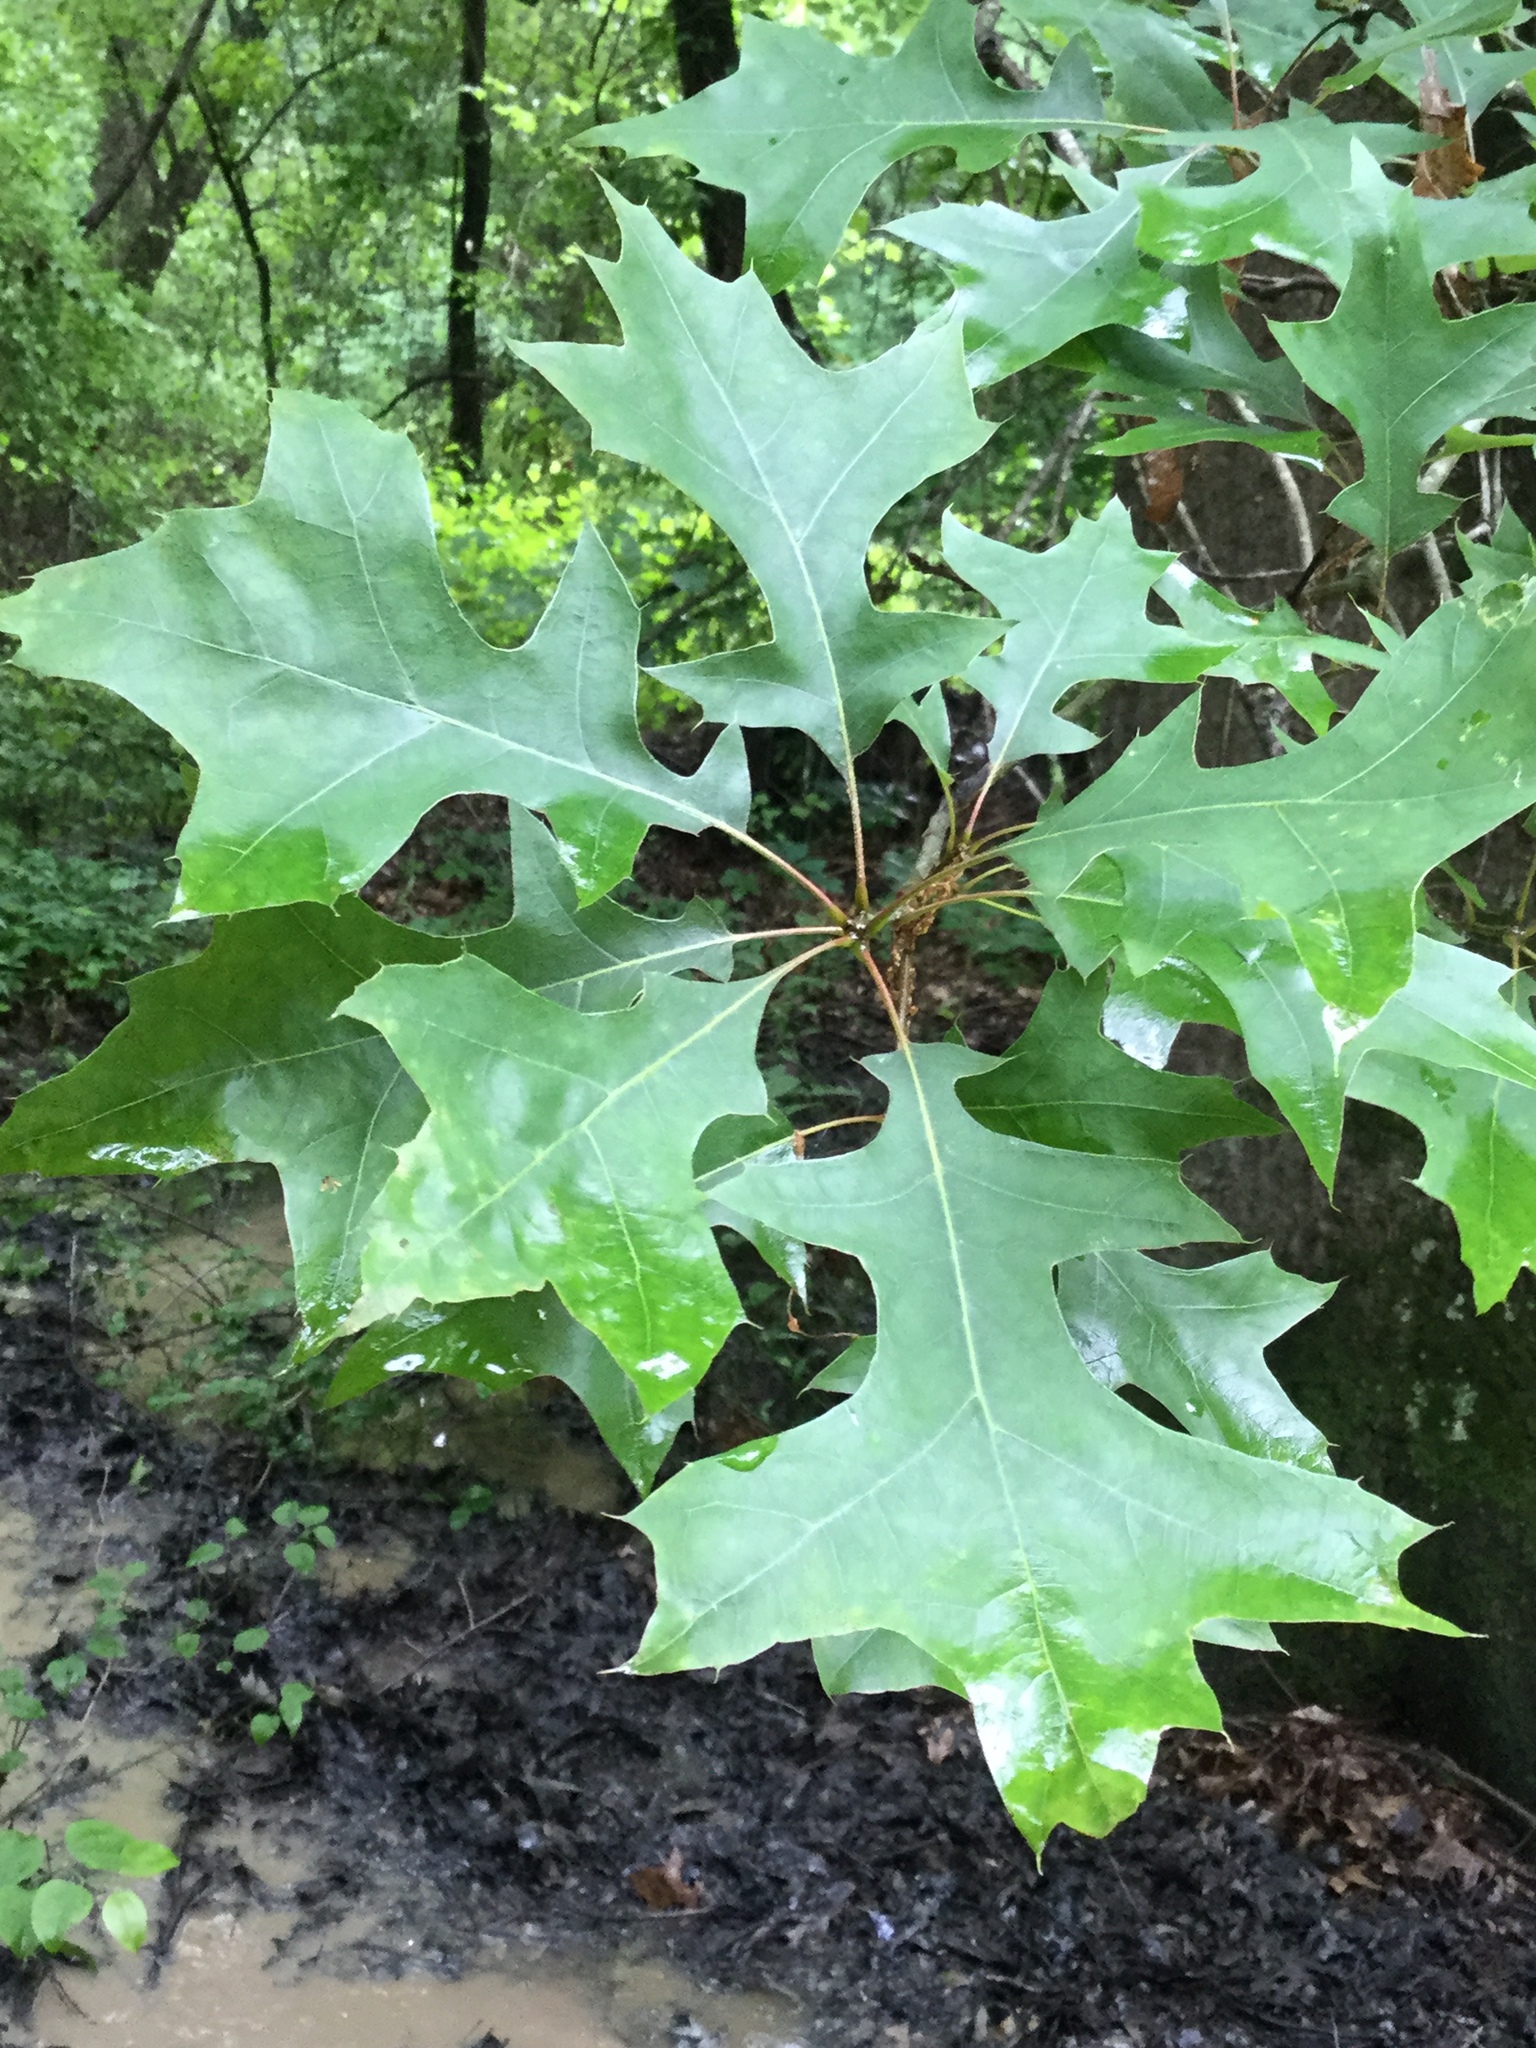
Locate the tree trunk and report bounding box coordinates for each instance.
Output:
[668,0,744,281]
[447,0,491,475]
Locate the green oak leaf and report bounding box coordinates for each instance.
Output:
[815,1627,963,1699]
[1057,1249,1334,1470]
[0,898,452,1355]
[1081,264,1313,433]
[958,966,1277,1158]
[1154,563,1382,739]
[1187,0,1351,85]
[1277,159,1536,558]
[0,822,734,1354]
[629,1043,1445,1850]
[941,502,1235,770]
[1028,0,1229,131]
[340,954,782,1408]
[1343,938,1536,1308]
[1348,1057,1536,1312]
[0,392,747,915]
[1022,583,1536,1032]
[1098,417,1324,462]
[516,191,994,768]
[580,0,1107,294]
[1136,107,1432,281]
[324,1290,691,1493]
[1321,0,1520,97]
[893,164,1168,388]
[1416,165,1536,274]
[694,1109,808,1297]
[1107,933,1536,1296]
[1193,0,1520,110]
[474,804,732,1010]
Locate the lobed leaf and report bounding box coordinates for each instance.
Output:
[581,0,1108,293]
[957,966,1277,1159]
[0,393,748,915]
[893,164,1168,388]
[1023,583,1536,1046]
[631,1044,1445,1851]
[517,190,995,767]
[325,1290,692,1493]
[941,503,1239,771]
[341,955,783,1408]
[1057,1250,1334,1471]
[1276,163,1536,559]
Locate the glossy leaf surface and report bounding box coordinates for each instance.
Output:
[1024,587,1536,1028]
[632,1044,1442,1850]
[519,192,993,765]
[341,955,780,1407]
[324,1290,691,1492]
[0,899,451,1354]
[1057,1250,1334,1470]
[957,966,1277,1159]
[0,394,748,914]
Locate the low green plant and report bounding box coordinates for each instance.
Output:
[0,1818,177,1961]
[8,1,1536,1856]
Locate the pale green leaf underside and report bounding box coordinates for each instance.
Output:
[581,0,1109,293]
[942,503,1241,770]
[1277,164,1536,559]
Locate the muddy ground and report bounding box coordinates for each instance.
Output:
[0,1202,1533,2048]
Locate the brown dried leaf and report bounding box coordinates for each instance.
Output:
[628,1846,703,1911]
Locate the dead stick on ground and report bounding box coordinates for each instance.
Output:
[376,1592,535,1693]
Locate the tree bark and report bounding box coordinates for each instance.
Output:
[447,0,491,475]
[80,0,218,237]
[668,0,745,281]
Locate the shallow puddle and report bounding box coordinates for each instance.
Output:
[32,1909,624,2047]
[28,1908,805,2048]
[0,1472,808,2048]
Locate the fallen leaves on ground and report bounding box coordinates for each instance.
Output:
[1160,1705,1526,1894]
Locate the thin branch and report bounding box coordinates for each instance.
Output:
[376,1592,535,1692]
[373,370,452,422]
[234,45,382,169]
[793,1113,884,1156]
[191,79,278,394]
[718,824,847,923]
[81,0,219,235]
[845,761,871,913]
[857,945,909,1049]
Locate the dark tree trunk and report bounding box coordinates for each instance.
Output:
[668,0,744,281]
[447,0,491,474]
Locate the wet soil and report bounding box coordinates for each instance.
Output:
[2,1210,1536,2048]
